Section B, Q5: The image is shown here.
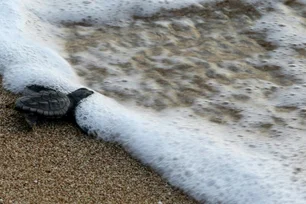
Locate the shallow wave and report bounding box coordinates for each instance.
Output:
[1,0,306,203]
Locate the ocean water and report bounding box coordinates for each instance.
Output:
[1,0,306,203]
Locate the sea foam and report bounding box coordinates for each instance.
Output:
[1,0,306,203]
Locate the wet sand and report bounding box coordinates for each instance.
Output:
[0,77,196,204]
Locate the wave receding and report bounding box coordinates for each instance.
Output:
[1,0,306,203]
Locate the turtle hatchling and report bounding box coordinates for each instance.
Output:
[15,85,94,127]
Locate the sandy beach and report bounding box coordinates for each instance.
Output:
[0,77,196,204]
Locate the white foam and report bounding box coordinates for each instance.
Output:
[76,95,306,203]
[253,3,306,49]
[0,1,80,92]
[1,0,306,203]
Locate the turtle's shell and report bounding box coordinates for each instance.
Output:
[15,90,70,117]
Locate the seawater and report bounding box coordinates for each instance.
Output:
[1,0,306,203]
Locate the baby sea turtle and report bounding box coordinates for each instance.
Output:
[15,85,94,127]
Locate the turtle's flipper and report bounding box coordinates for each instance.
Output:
[24,113,38,128]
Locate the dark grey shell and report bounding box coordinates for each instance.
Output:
[15,90,70,117]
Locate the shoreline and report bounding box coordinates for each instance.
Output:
[0,77,196,203]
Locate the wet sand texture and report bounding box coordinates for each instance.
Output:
[65,1,306,135]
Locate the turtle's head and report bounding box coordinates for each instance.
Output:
[68,88,94,105]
